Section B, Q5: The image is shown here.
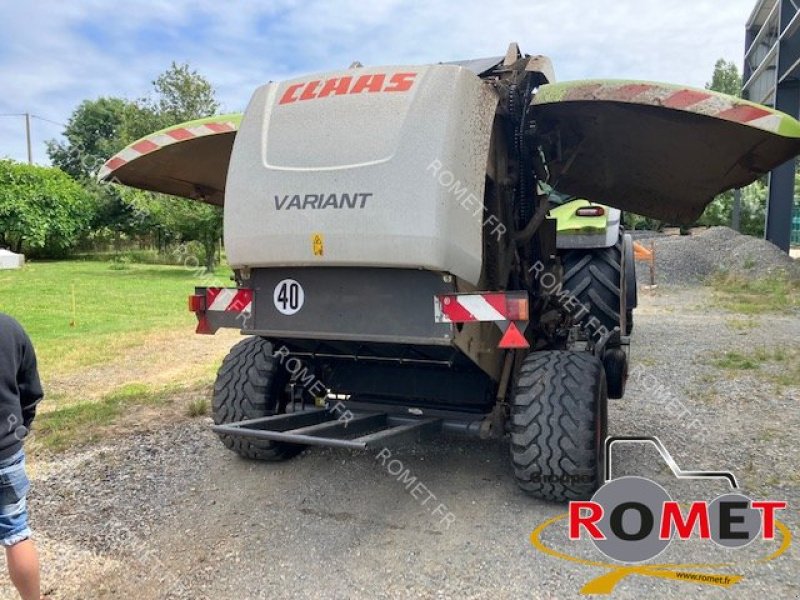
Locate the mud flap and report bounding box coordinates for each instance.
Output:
[531,80,800,223]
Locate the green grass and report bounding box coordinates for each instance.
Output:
[710,346,800,390]
[186,397,209,417]
[712,351,761,370]
[32,383,171,452]
[31,381,214,452]
[726,317,758,331]
[0,260,230,377]
[709,271,800,314]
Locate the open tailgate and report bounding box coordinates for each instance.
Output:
[531,80,800,223]
[97,114,242,206]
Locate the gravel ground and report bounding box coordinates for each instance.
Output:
[0,282,798,599]
[637,226,800,285]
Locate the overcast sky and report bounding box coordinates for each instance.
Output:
[0,0,758,164]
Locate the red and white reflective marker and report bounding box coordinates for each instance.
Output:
[434,291,530,349]
[498,321,529,349]
[434,292,528,323]
[189,288,253,334]
[205,288,253,313]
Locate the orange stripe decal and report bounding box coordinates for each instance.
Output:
[663,89,711,109]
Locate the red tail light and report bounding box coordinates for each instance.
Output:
[188,294,206,312]
[575,206,605,217]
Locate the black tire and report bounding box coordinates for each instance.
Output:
[602,348,628,400]
[213,337,304,461]
[562,235,625,334]
[510,351,607,502]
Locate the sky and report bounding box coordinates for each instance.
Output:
[0,0,759,164]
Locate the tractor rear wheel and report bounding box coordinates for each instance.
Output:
[212,336,304,461]
[510,351,607,502]
[562,235,625,334]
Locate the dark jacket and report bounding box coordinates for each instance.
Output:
[0,313,43,459]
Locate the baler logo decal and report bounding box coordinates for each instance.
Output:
[279,72,417,105]
[275,193,373,210]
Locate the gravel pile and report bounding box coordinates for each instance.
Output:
[637,226,800,285]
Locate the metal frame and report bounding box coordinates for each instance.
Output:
[212,408,443,450]
[744,0,800,251]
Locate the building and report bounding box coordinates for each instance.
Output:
[743,0,800,250]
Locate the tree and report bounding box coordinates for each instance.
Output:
[143,62,220,125]
[132,63,223,271]
[46,62,224,269]
[127,193,222,271]
[705,59,742,97]
[46,97,130,180]
[0,160,93,255]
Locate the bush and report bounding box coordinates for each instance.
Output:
[0,160,94,256]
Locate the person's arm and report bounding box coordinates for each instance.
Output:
[18,335,43,429]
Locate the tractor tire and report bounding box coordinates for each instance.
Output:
[562,235,625,335]
[213,336,304,461]
[510,351,607,502]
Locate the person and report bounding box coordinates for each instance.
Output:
[0,312,43,600]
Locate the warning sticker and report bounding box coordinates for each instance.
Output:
[312,233,324,257]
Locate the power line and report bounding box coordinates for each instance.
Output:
[30,114,67,128]
[0,112,66,165]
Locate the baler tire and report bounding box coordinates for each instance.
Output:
[603,347,628,400]
[510,351,607,502]
[213,336,304,461]
[562,235,625,334]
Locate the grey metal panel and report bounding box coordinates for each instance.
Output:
[244,267,455,344]
[443,56,504,75]
[744,0,800,251]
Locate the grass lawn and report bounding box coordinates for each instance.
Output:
[0,260,231,378]
[709,271,800,314]
[0,260,236,452]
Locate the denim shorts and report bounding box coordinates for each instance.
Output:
[0,449,31,546]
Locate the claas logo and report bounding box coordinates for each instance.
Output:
[279,72,417,105]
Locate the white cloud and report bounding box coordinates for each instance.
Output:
[0,0,757,164]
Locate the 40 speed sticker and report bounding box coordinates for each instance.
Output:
[273,279,304,315]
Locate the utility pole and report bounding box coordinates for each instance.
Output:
[731,188,741,232]
[24,112,32,164]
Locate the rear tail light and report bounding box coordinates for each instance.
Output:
[505,297,529,321]
[188,294,206,312]
[575,206,605,217]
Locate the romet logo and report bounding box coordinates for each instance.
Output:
[279,72,417,105]
[529,437,791,595]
